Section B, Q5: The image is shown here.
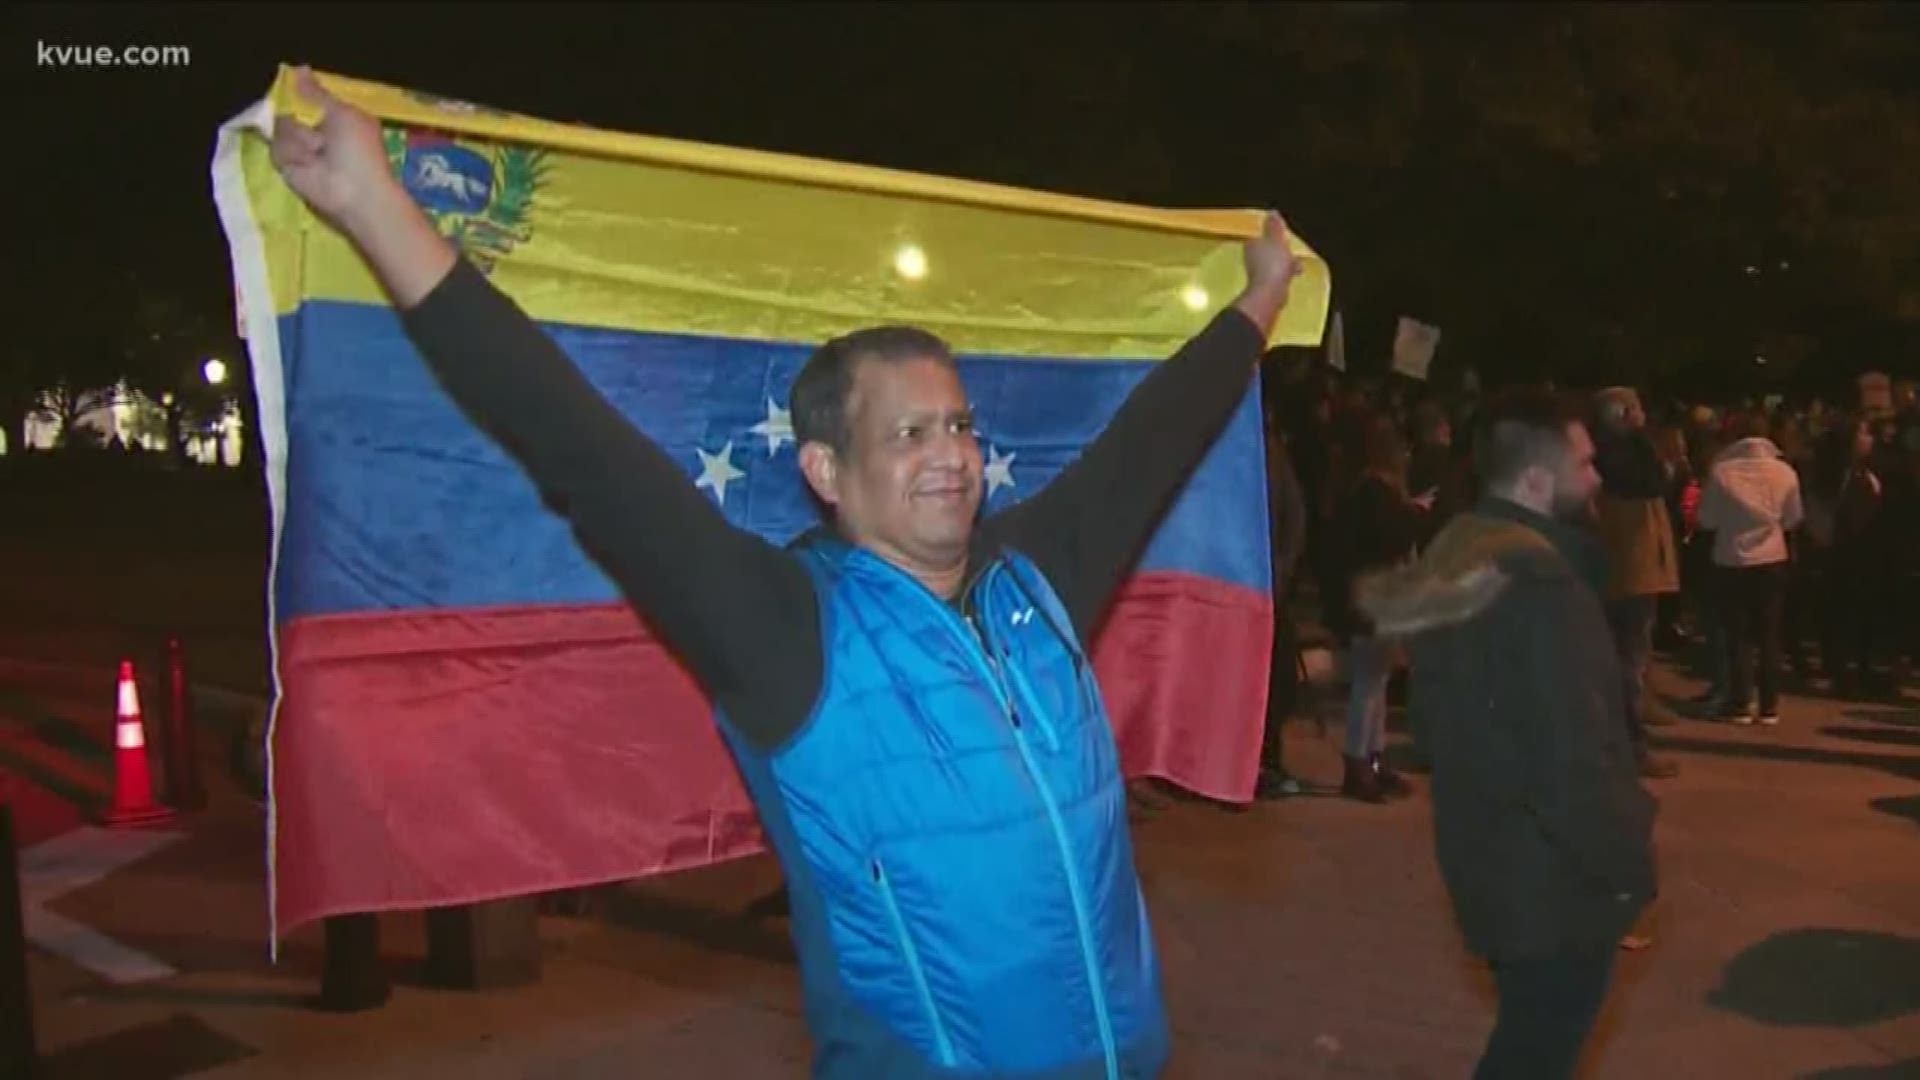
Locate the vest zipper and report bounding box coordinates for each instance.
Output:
[999,647,1061,752]
[964,614,1033,739]
[873,857,957,1068]
[874,554,1121,1079]
[1004,720,1120,1079]
[953,567,1120,1080]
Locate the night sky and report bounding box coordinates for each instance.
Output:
[9,2,1920,399]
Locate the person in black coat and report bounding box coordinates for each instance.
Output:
[1256,399,1310,799]
[1356,388,1657,1080]
[1326,415,1427,802]
[1408,400,1470,547]
[1811,415,1889,695]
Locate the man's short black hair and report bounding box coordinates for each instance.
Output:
[1474,385,1585,490]
[790,326,956,453]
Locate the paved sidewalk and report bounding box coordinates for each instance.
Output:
[10,660,1920,1079]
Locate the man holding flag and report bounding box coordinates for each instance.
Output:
[269,67,1302,1079]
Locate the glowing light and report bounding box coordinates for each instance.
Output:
[203,358,228,386]
[1755,355,1769,366]
[1180,284,1210,312]
[893,245,928,281]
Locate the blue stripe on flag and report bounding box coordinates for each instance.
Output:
[274,301,1269,618]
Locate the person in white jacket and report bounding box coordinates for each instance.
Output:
[1697,412,1804,725]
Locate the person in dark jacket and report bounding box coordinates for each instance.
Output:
[1408,400,1470,548]
[1873,397,1920,688]
[1590,388,1682,779]
[1258,398,1309,799]
[1327,415,1426,802]
[1811,415,1888,695]
[1356,387,1657,1080]
[1650,422,1695,650]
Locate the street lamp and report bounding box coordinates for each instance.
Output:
[893,244,928,281]
[203,358,228,386]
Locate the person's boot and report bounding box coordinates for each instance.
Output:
[1341,756,1386,804]
[1654,624,1692,653]
[1255,766,1304,800]
[1370,753,1412,798]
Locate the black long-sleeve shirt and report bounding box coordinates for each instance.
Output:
[1265,423,1308,596]
[400,258,1267,752]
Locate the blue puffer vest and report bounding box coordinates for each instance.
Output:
[714,534,1168,1079]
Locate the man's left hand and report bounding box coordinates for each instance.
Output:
[1235,212,1303,338]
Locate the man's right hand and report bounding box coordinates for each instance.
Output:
[267,66,456,310]
[270,67,401,237]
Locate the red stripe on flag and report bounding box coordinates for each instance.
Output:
[1092,573,1273,803]
[269,571,1271,935]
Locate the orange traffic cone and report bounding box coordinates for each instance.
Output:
[104,660,173,828]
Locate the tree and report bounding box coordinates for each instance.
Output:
[4,266,115,452]
[32,380,122,449]
[21,289,133,448]
[1178,6,1920,392]
[0,347,42,455]
[113,281,258,468]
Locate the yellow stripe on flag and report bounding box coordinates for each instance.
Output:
[240,65,1331,359]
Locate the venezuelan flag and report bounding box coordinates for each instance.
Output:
[213,66,1330,941]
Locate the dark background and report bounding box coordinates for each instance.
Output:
[7,1,1919,436]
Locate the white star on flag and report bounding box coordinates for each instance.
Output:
[985,444,1017,497]
[695,441,745,506]
[750,398,794,457]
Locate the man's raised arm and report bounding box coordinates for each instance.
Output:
[267,69,817,725]
[986,213,1301,639]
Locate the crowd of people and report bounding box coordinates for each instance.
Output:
[1255,357,1920,803]
[1243,362,1916,1074]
